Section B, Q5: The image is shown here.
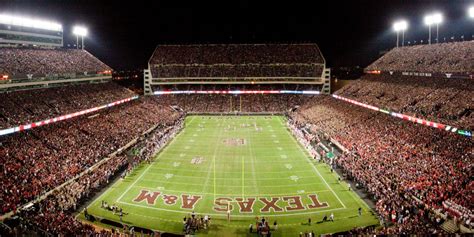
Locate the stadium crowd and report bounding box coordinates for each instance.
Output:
[11,116,184,236]
[0,96,181,215]
[153,84,318,113]
[290,96,473,233]
[0,48,111,77]
[149,44,324,78]
[337,74,473,129]
[366,41,474,74]
[0,82,136,128]
[150,44,324,64]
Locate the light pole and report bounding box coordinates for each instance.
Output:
[393,20,408,47]
[432,13,443,43]
[424,15,433,44]
[424,13,443,44]
[73,26,88,50]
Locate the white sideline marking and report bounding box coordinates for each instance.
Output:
[117,162,155,202]
[287,131,347,209]
[115,129,185,203]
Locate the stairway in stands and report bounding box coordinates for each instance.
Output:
[441,220,459,233]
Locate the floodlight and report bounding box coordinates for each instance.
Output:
[469,6,474,18]
[73,26,88,37]
[424,15,434,26]
[432,13,443,24]
[425,13,443,25]
[393,20,408,32]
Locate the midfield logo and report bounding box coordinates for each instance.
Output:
[133,190,329,213]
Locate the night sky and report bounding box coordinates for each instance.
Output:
[1,0,473,70]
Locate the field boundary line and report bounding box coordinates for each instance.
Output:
[281,119,347,209]
[116,128,186,203]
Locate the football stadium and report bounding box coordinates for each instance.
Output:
[0,1,473,236]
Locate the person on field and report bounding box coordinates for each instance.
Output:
[329,212,334,222]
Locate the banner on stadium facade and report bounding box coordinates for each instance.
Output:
[153,90,320,95]
[0,96,139,137]
[331,94,472,138]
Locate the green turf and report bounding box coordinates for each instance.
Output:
[78,115,379,236]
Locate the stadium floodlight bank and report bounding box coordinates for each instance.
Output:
[0,14,63,47]
[144,44,331,95]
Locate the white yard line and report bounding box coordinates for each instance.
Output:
[200,118,223,200]
[247,119,261,195]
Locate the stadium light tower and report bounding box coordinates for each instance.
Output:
[424,13,443,44]
[73,26,88,50]
[393,20,408,47]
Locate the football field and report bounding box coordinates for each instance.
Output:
[79,115,378,236]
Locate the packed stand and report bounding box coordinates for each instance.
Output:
[336,74,474,129]
[0,96,181,215]
[149,44,325,78]
[366,41,474,74]
[153,84,319,113]
[7,116,183,236]
[0,48,112,77]
[290,96,473,233]
[0,82,136,128]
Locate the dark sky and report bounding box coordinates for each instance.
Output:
[1,0,473,70]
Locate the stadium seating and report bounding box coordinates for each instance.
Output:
[366,41,474,74]
[0,82,136,128]
[290,96,473,233]
[149,44,325,78]
[336,74,474,129]
[2,41,473,236]
[0,48,111,77]
[0,96,181,215]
